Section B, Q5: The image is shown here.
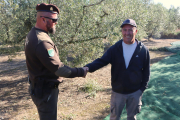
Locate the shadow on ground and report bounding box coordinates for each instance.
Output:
[91,88,112,120]
[0,66,31,120]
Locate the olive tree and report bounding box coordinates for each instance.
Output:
[145,3,169,39]
[1,0,180,66]
[49,0,153,66]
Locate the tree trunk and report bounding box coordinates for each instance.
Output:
[5,24,9,44]
[148,34,153,41]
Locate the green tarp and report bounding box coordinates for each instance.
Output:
[104,41,180,120]
[166,41,180,53]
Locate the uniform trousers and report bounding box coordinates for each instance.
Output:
[110,89,143,120]
[30,85,59,120]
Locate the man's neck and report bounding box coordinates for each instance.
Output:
[35,24,47,32]
[123,39,136,45]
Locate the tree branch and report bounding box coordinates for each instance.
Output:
[71,0,105,42]
[83,0,105,8]
[61,35,107,48]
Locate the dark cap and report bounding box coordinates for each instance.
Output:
[120,19,137,28]
[36,3,60,14]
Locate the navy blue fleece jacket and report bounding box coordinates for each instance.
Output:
[85,39,150,94]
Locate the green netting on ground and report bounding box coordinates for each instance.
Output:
[104,42,180,120]
[166,41,180,53]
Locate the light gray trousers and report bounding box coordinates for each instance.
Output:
[110,90,143,120]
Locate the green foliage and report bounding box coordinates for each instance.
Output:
[0,0,180,66]
[161,31,180,39]
[149,47,169,52]
[79,79,102,98]
[81,79,102,93]
[145,3,168,39]
[52,0,155,66]
[0,0,40,44]
[0,43,24,62]
[0,44,24,55]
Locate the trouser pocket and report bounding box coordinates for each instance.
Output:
[135,90,142,114]
[34,87,43,98]
[111,105,115,114]
[34,78,46,99]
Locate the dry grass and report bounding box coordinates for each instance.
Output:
[0,39,179,120]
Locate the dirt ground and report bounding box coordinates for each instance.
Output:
[0,39,179,120]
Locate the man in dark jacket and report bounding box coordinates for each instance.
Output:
[85,19,150,120]
[25,3,88,120]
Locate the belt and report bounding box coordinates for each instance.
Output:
[28,76,59,89]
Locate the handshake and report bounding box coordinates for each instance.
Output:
[82,67,89,78]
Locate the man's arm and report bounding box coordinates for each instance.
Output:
[36,41,87,78]
[55,65,88,78]
[85,46,113,72]
[140,48,150,92]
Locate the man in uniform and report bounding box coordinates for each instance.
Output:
[85,19,150,120]
[25,3,88,120]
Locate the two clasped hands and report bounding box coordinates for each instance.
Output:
[82,67,89,78]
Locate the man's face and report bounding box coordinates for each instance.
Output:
[45,14,58,34]
[121,24,137,44]
[46,21,56,34]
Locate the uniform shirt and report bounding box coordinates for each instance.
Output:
[25,27,63,83]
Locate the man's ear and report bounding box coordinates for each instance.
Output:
[136,29,138,33]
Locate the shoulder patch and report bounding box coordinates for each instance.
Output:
[47,48,54,57]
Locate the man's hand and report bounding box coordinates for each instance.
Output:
[82,67,89,78]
